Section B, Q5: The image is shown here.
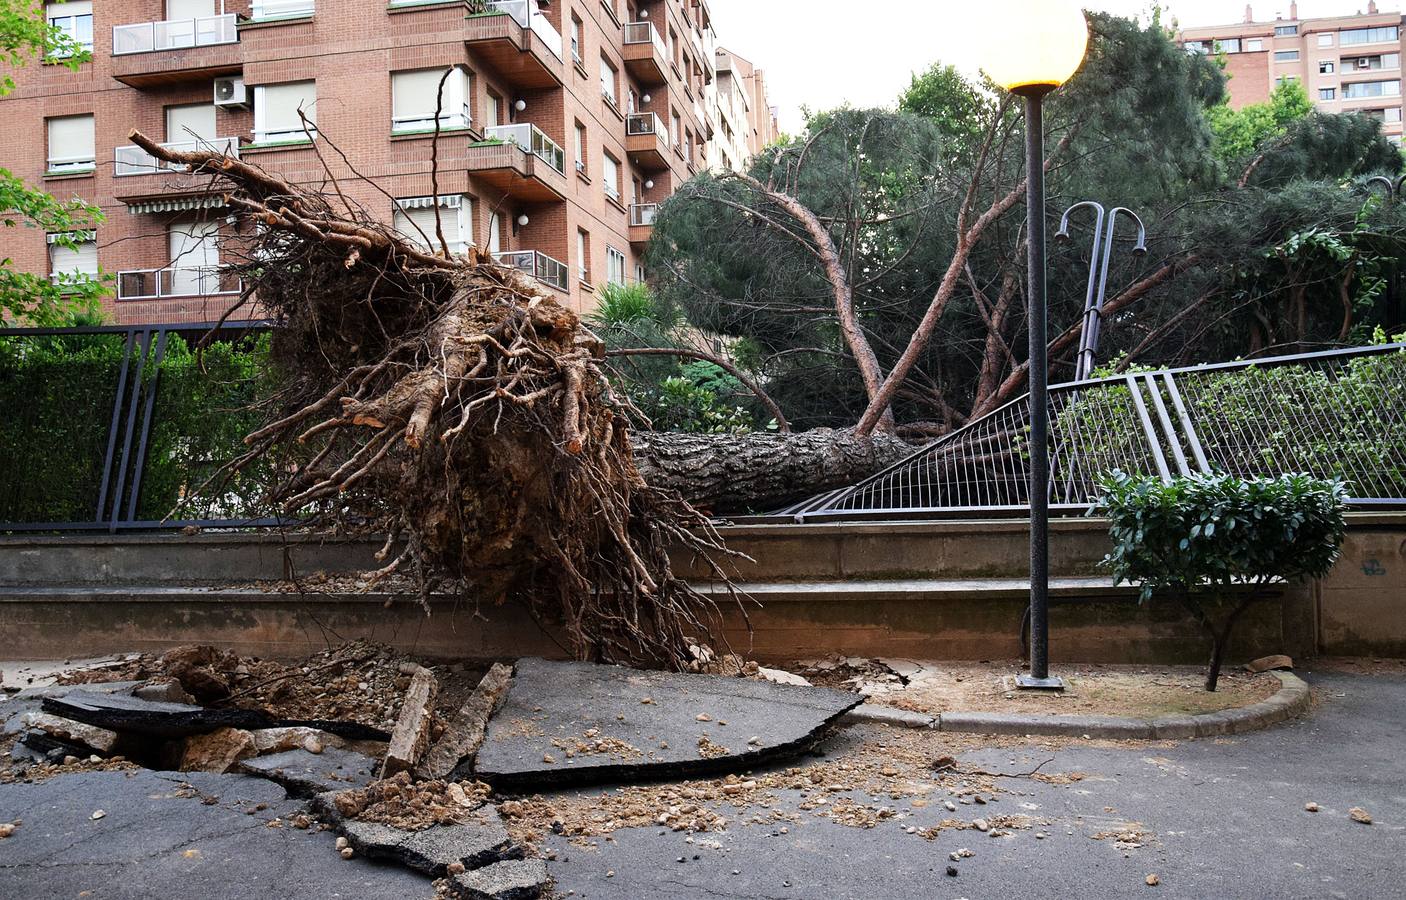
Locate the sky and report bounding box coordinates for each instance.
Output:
[707,1,1399,133]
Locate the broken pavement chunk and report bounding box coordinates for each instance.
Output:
[42,692,390,742]
[314,790,518,876]
[179,727,257,773]
[418,663,514,782]
[20,712,121,755]
[471,658,861,790]
[450,857,549,900]
[383,665,439,777]
[238,746,380,795]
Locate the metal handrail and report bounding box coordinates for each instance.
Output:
[491,249,569,293]
[783,343,1406,521]
[115,137,240,176]
[630,203,658,226]
[117,267,243,301]
[111,13,238,55]
[484,124,566,175]
[626,112,669,146]
[624,21,668,58]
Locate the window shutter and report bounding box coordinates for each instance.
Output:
[166,104,217,142]
[394,196,468,254]
[50,240,98,278]
[166,0,216,18]
[392,68,467,130]
[47,1,91,18]
[47,115,95,168]
[255,82,316,142]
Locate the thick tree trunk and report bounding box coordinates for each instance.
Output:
[633,428,914,515]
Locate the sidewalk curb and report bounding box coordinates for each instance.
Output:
[843,672,1311,739]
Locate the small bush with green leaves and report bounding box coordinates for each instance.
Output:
[1094,471,1347,689]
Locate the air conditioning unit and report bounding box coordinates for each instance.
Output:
[214,77,248,108]
[1358,58,1373,68]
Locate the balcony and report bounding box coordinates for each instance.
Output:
[622,22,668,85]
[114,138,240,177]
[116,267,242,302]
[468,126,568,202]
[465,0,564,89]
[110,13,241,87]
[629,202,657,247]
[491,249,569,293]
[625,112,671,172]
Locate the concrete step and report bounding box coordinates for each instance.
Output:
[690,576,1134,603]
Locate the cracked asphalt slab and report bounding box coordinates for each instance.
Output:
[540,669,1406,900]
[0,668,1401,899]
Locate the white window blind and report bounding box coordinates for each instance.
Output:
[254,81,317,144]
[577,230,588,281]
[600,57,617,105]
[49,234,98,285]
[489,213,502,254]
[391,68,470,133]
[166,104,217,143]
[47,114,95,172]
[167,0,216,17]
[394,196,471,256]
[602,154,619,200]
[251,0,315,19]
[574,124,586,172]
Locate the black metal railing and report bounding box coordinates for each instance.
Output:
[0,322,281,532]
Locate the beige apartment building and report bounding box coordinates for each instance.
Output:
[1,0,775,324]
[710,47,778,172]
[1180,2,1405,144]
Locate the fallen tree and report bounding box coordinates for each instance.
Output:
[132,131,746,670]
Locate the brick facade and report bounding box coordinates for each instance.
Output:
[1,0,772,324]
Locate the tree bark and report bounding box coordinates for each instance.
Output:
[633,428,913,515]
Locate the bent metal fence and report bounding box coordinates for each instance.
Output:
[0,322,279,532]
[780,343,1406,523]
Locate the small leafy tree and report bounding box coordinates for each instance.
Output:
[1095,472,1348,690]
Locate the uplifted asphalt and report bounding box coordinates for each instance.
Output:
[1,667,1402,899]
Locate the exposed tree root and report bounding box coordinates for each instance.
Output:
[133,131,743,669]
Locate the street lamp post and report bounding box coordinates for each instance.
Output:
[983,0,1089,690]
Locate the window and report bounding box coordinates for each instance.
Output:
[1184,40,1207,55]
[1246,38,1264,52]
[48,231,97,288]
[251,0,315,19]
[574,121,587,173]
[571,15,583,64]
[1275,74,1300,86]
[1348,55,1398,70]
[1387,107,1404,123]
[1344,79,1401,98]
[577,229,591,283]
[1274,50,1299,62]
[488,212,502,254]
[253,81,317,144]
[1320,60,1335,74]
[1342,25,1399,45]
[391,68,470,133]
[606,246,626,286]
[1215,38,1241,54]
[634,262,646,284]
[1387,53,1402,69]
[168,221,221,296]
[46,114,95,173]
[166,103,217,143]
[486,92,502,129]
[45,2,92,54]
[602,152,620,202]
[1319,87,1336,100]
[600,56,618,107]
[670,110,681,145]
[393,195,471,256]
[1275,24,1299,37]
[1318,33,1335,47]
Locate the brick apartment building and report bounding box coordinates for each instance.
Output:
[1,0,775,324]
[1180,2,1405,145]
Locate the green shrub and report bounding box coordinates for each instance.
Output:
[1094,471,1347,690]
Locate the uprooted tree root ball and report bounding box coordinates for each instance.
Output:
[131,131,743,670]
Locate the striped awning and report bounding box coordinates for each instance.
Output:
[46,230,96,244]
[127,196,227,215]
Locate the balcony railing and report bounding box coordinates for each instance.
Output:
[626,112,669,146]
[111,13,238,55]
[630,203,658,227]
[623,21,667,57]
[114,138,240,177]
[484,124,566,175]
[492,250,569,293]
[478,0,563,60]
[117,267,242,301]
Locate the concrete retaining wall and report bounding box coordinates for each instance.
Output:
[0,513,1400,663]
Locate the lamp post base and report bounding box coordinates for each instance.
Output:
[1016,674,1067,691]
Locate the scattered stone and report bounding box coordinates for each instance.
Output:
[973,818,990,832]
[1245,655,1294,673]
[238,747,379,795]
[1304,802,1319,813]
[946,866,959,877]
[950,848,973,861]
[335,836,350,851]
[757,667,812,687]
[383,666,439,777]
[132,680,196,705]
[251,727,347,755]
[1146,874,1160,886]
[473,659,860,790]
[179,727,257,774]
[418,663,513,781]
[449,858,548,900]
[944,800,957,812]
[91,810,106,820]
[340,847,355,860]
[0,823,16,838]
[1349,807,1373,825]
